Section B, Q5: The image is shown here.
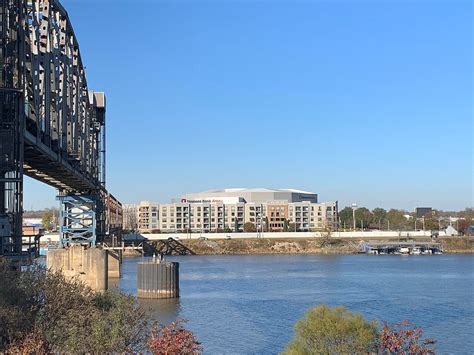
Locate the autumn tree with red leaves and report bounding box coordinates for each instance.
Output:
[148,319,202,355]
[378,320,436,354]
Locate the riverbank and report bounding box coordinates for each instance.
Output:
[179,237,473,255]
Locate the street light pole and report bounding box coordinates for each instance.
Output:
[351,203,357,231]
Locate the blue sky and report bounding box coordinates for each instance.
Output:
[25,0,473,211]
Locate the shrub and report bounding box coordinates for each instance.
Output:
[283,305,378,354]
[0,265,148,353]
[148,319,202,355]
[378,320,435,354]
[283,305,437,355]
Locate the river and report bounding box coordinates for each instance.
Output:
[117,254,474,354]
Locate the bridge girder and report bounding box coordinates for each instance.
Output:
[1,0,120,256]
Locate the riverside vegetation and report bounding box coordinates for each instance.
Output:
[283,305,436,355]
[0,261,200,354]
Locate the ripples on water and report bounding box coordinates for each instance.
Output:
[118,254,474,354]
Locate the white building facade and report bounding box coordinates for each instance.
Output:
[125,188,338,233]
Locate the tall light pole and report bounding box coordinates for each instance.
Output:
[256,212,261,238]
[351,203,357,231]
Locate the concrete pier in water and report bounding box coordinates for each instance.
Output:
[47,245,108,291]
[137,260,179,299]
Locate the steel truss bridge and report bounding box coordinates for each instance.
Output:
[1,0,122,257]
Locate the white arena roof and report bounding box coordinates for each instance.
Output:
[181,188,318,203]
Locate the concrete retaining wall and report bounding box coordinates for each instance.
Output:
[141,230,435,240]
[41,230,441,244]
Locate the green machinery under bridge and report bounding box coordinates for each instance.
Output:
[0,0,122,258]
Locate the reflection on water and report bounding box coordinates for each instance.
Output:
[118,254,474,354]
[138,298,182,325]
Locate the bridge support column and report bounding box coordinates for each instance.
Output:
[57,195,97,247]
[0,0,25,257]
[137,261,180,299]
[47,245,108,291]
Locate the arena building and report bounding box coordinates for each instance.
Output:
[180,188,318,204]
[123,188,337,233]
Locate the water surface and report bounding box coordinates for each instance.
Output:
[118,254,474,354]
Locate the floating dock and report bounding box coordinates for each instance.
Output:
[362,241,443,255]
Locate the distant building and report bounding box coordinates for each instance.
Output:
[180,188,318,204]
[23,218,42,227]
[445,225,458,236]
[125,188,337,233]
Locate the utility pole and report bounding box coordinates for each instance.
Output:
[387,220,390,231]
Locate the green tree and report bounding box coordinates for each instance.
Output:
[372,208,387,229]
[385,209,411,230]
[354,207,372,229]
[283,305,377,355]
[41,210,53,230]
[288,222,298,232]
[339,207,353,229]
[423,215,441,231]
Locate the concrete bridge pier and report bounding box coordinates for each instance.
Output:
[47,245,108,291]
[137,260,180,299]
[107,250,121,278]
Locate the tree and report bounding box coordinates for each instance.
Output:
[458,208,474,222]
[243,222,257,232]
[386,209,411,230]
[457,219,470,235]
[354,207,373,229]
[423,215,440,231]
[283,305,377,354]
[378,320,435,354]
[288,222,298,232]
[234,218,239,232]
[41,210,53,230]
[148,319,202,355]
[264,217,269,232]
[372,208,387,229]
[339,207,354,229]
